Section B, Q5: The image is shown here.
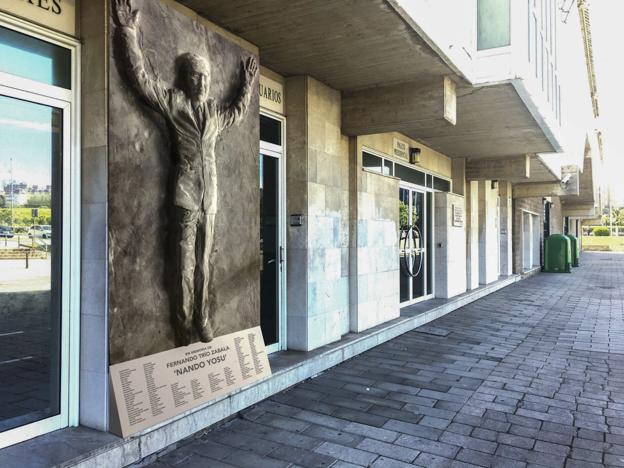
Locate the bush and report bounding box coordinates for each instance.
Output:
[593,226,610,237]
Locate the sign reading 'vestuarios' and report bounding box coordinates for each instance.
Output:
[259,74,284,114]
[1,0,76,36]
[109,327,271,437]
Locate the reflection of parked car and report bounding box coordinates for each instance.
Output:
[28,225,52,239]
[0,226,14,238]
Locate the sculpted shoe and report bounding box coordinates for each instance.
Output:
[176,323,193,346]
[198,322,214,343]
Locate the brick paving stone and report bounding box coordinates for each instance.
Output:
[313,441,377,466]
[147,253,624,468]
[356,438,419,462]
[395,434,460,458]
[268,445,336,468]
[343,421,399,443]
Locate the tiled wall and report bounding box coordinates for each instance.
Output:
[350,168,400,332]
[285,76,349,351]
[434,192,467,298]
[79,0,108,431]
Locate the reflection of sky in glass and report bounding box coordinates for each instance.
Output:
[0,42,53,85]
[0,96,52,187]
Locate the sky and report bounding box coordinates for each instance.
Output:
[588,0,624,205]
[0,42,56,189]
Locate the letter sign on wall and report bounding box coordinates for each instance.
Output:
[452,204,463,227]
[259,74,284,114]
[392,138,409,161]
[1,0,76,36]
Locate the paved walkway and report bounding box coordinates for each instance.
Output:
[148,252,624,468]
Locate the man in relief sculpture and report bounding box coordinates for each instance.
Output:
[113,0,258,344]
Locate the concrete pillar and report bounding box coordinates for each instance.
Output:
[532,214,541,268]
[285,76,348,352]
[434,193,467,298]
[465,181,479,290]
[499,182,513,276]
[478,180,499,285]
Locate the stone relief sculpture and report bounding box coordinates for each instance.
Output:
[113,0,258,345]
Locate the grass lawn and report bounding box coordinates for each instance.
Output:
[582,236,624,252]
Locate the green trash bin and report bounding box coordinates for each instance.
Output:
[566,234,580,267]
[544,234,572,273]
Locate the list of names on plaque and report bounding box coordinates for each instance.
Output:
[110,327,271,437]
[234,336,253,380]
[143,362,166,417]
[248,332,265,375]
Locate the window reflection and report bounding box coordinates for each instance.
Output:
[0,26,71,89]
[0,95,62,432]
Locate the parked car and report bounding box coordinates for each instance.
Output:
[0,226,14,238]
[28,225,52,239]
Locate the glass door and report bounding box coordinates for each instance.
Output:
[399,185,431,305]
[0,88,69,445]
[259,113,286,353]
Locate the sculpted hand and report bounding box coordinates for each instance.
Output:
[243,57,258,82]
[113,0,140,28]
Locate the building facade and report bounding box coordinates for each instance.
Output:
[0,0,603,461]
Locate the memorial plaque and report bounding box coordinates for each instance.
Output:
[109,327,271,437]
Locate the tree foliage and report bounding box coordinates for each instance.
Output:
[0,208,52,227]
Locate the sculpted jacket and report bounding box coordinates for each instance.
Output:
[117,25,254,213]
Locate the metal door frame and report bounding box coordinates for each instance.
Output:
[399,182,435,307]
[259,110,287,354]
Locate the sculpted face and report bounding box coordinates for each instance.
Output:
[181,54,211,103]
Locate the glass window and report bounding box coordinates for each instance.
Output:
[477,0,511,50]
[260,114,281,146]
[0,95,63,432]
[433,177,451,192]
[394,164,425,186]
[383,159,393,176]
[426,174,433,188]
[362,152,383,173]
[0,27,71,89]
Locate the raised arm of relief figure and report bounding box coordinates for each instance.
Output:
[218,57,258,131]
[113,0,169,115]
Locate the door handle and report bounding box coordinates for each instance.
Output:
[279,246,285,264]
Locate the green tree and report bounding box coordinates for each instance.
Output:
[26,193,51,208]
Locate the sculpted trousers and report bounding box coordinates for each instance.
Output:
[176,206,216,342]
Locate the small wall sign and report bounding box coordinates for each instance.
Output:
[1,0,76,36]
[452,204,463,227]
[393,138,409,161]
[259,74,284,114]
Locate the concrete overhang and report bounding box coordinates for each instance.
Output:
[465,154,559,184]
[512,165,579,199]
[180,0,559,160]
[561,154,597,212]
[562,204,597,218]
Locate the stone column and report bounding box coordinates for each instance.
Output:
[478,180,500,285]
[285,76,348,351]
[434,193,467,298]
[466,180,479,290]
[499,181,513,276]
